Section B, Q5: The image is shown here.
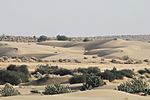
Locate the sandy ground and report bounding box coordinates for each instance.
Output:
[0,39,150,99]
[1,89,150,100]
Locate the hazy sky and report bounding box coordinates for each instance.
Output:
[0,0,150,37]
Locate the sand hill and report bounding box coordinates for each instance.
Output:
[1,89,150,100]
[38,39,150,60]
[0,39,150,62]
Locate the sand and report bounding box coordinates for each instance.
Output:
[1,89,150,100]
[0,39,150,100]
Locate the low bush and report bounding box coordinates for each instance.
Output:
[7,64,18,71]
[76,67,101,76]
[34,65,73,76]
[0,83,20,96]
[36,75,49,84]
[117,78,150,95]
[44,84,71,95]
[80,74,104,91]
[56,35,68,41]
[101,68,134,82]
[6,64,30,82]
[18,65,30,75]
[69,75,85,84]
[53,68,73,76]
[37,35,47,42]
[138,68,150,75]
[83,38,90,42]
[0,70,28,85]
[34,65,58,75]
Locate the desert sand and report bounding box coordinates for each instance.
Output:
[1,89,150,100]
[0,38,150,100]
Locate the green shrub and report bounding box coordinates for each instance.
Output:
[101,69,117,82]
[37,35,47,42]
[56,35,68,41]
[80,74,104,90]
[101,68,134,82]
[83,38,90,42]
[76,68,88,74]
[53,68,73,76]
[44,84,71,95]
[119,69,134,78]
[36,75,49,84]
[34,65,73,76]
[7,64,18,71]
[34,65,58,75]
[6,64,30,82]
[0,70,29,85]
[69,75,85,84]
[76,67,101,76]
[18,65,30,75]
[0,83,20,96]
[117,78,150,95]
[138,68,150,75]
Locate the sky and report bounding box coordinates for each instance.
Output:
[0,0,150,37]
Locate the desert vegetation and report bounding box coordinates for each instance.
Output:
[0,83,20,97]
[44,84,71,95]
[117,78,150,96]
[0,65,30,85]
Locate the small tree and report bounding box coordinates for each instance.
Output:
[56,35,68,41]
[0,83,20,96]
[44,84,71,95]
[80,74,104,91]
[37,35,47,42]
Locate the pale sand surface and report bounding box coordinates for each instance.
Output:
[1,89,150,100]
[0,39,150,100]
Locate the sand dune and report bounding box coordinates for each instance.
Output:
[1,89,149,100]
[38,39,150,60]
[1,39,150,61]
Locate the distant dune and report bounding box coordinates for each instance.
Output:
[38,39,150,60]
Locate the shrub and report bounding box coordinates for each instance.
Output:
[7,64,30,82]
[37,35,47,42]
[44,84,71,95]
[83,38,90,42]
[80,74,104,90]
[18,65,30,75]
[56,35,68,41]
[101,70,116,82]
[138,68,150,75]
[53,68,73,76]
[119,69,134,78]
[35,65,58,75]
[122,55,129,60]
[101,68,134,82]
[36,75,49,84]
[0,83,20,96]
[117,78,150,95]
[76,67,101,76]
[0,70,29,85]
[7,64,18,71]
[138,69,146,75]
[87,67,101,76]
[69,75,85,84]
[34,65,73,76]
